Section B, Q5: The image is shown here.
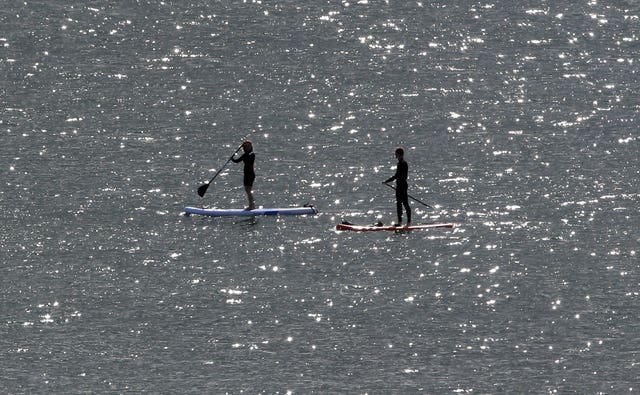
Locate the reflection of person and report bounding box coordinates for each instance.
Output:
[384,147,411,227]
[232,140,256,210]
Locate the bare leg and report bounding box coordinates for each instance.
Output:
[403,199,411,227]
[396,201,403,226]
[245,185,255,210]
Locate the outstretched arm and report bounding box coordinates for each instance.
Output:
[231,152,244,163]
[385,166,400,183]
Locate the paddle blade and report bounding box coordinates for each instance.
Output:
[197,183,209,197]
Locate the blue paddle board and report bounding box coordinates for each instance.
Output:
[184,206,317,217]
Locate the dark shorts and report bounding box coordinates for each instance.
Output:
[395,183,408,201]
[244,174,255,187]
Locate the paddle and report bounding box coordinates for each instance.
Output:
[197,145,243,197]
[383,182,433,209]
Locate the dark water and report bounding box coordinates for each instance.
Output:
[2,1,638,393]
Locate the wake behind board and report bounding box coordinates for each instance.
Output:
[336,222,454,232]
[185,206,317,217]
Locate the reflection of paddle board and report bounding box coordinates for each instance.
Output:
[184,206,318,217]
[335,222,454,232]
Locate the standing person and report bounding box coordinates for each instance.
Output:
[232,140,256,210]
[384,147,411,227]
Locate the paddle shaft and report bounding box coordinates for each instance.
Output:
[197,145,242,197]
[384,182,432,209]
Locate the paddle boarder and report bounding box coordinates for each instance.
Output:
[231,140,256,210]
[384,147,411,227]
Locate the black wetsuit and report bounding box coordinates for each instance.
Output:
[232,151,255,187]
[385,159,411,224]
